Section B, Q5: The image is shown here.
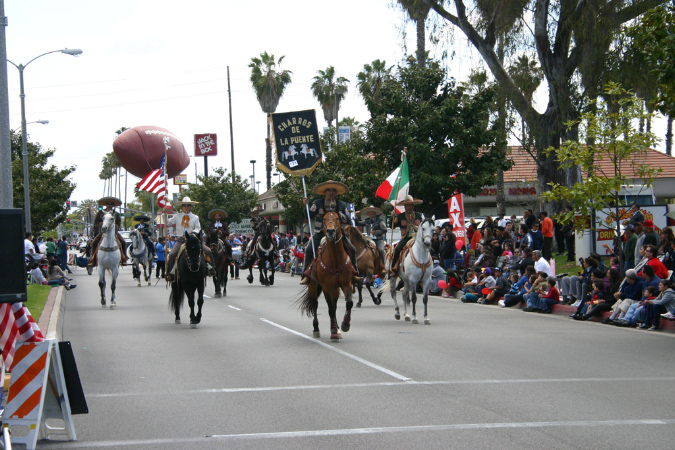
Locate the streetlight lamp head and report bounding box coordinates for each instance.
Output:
[61,49,83,56]
[37,120,49,125]
[250,160,256,164]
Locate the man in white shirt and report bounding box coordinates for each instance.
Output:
[533,250,555,277]
[497,212,509,228]
[24,232,35,254]
[165,197,215,281]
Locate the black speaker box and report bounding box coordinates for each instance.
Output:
[0,209,27,303]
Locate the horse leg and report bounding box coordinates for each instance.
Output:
[269,261,275,285]
[327,292,340,341]
[98,271,106,307]
[146,262,151,285]
[309,283,320,338]
[110,267,118,309]
[213,267,222,298]
[366,283,382,306]
[402,280,411,322]
[411,287,419,324]
[195,281,204,325]
[356,282,363,307]
[259,263,266,285]
[390,275,401,320]
[341,285,354,333]
[222,264,228,297]
[188,288,197,328]
[422,279,431,324]
[247,266,254,284]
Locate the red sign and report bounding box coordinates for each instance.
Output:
[447,193,466,241]
[194,133,217,156]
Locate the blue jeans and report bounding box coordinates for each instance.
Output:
[525,292,540,308]
[539,298,557,312]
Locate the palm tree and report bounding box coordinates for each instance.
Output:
[249,52,293,190]
[357,59,392,115]
[397,0,432,68]
[311,66,349,129]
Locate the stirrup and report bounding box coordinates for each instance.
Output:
[300,276,310,285]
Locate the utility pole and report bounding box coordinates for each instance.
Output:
[227,66,236,182]
[0,1,12,208]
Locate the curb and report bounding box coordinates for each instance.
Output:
[37,286,64,341]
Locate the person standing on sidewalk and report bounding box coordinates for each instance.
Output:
[540,211,554,261]
[155,236,166,279]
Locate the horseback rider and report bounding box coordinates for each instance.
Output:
[88,197,128,267]
[356,205,387,264]
[208,208,232,257]
[300,180,362,286]
[390,195,424,276]
[240,206,278,269]
[165,196,216,282]
[133,215,156,260]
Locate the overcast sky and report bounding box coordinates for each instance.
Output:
[5,1,670,210]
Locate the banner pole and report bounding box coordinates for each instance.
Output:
[389,148,406,247]
[301,175,316,257]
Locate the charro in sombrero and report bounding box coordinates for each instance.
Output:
[98,196,122,207]
[133,215,151,221]
[208,208,227,220]
[249,206,263,216]
[175,196,199,207]
[358,205,383,217]
[313,180,348,196]
[397,194,423,206]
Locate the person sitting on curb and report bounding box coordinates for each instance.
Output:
[640,279,675,331]
[523,272,548,312]
[602,269,644,324]
[500,266,536,308]
[480,266,510,304]
[536,277,560,314]
[461,268,496,303]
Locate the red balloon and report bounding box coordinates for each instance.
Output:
[482,288,491,295]
[113,126,190,179]
[438,280,448,289]
[455,239,464,250]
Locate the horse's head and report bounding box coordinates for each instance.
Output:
[323,211,341,242]
[207,228,219,249]
[259,218,270,235]
[101,212,115,233]
[184,230,202,272]
[418,218,434,250]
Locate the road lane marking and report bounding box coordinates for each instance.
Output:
[261,318,413,381]
[203,295,212,299]
[87,376,675,398]
[40,418,675,447]
[228,305,241,310]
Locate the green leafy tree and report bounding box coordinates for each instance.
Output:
[541,84,661,243]
[362,59,510,213]
[311,66,349,128]
[179,168,258,227]
[11,130,76,235]
[249,52,293,191]
[426,0,668,211]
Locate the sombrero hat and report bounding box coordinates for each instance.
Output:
[133,215,151,221]
[358,205,383,217]
[208,208,227,220]
[397,194,423,206]
[313,180,348,196]
[175,196,199,207]
[98,196,122,207]
[249,206,262,216]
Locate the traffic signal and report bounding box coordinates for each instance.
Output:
[66,218,70,223]
[66,201,70,208]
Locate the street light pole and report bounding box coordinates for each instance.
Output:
[250,160,256,189]
[7,48,82,232]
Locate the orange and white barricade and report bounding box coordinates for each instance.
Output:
[3,340,76,449]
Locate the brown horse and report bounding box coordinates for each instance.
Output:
[299,212,354,341]
[344,225,385,307]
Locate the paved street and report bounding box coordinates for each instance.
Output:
[41,264,675,449]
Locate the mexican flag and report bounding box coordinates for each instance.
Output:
[375,155,409,213]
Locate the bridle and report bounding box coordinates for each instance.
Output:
[184,233,202,272]
[323,212,343,245]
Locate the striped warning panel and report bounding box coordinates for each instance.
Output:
[5,342,48,420]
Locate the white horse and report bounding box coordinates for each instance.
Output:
[98,212,121,309]
[389,218,435,324]
[300,143,316,158]
[129,229,152,286]
[283,145,299,161]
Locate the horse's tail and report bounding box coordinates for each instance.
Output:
[296,287,317,318]
[168,282,184,313]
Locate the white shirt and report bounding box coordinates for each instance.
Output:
[497,218,509,227]
[168,211,201,236]
[30,267,46,284]
[534,257,555,277]
[213,221,223,229]
[24,239,35,254]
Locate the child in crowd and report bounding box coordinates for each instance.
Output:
[442,269,463,298]
[537,277,560,313]
[461,268,496,303]
[523,272,548,311]
[572,279,605,320]
[501,242,513,258]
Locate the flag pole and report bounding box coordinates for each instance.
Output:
[389,147,406,247]
[301,175,315,257]
[162,140,169,279]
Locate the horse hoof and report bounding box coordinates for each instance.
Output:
[247,276,253,284]
[137,283,141,287]
[374,293,382,305]
[330,334,340,341]
[175,319,181,324]
[148,282,151,286]
[356,302,361,308]
[412,318,419,324]
[341,322,350,332]
[405,315,411,322]
[313,331,320,338]
[214,293,222,298]
[269,279,274,285]
[190,323,197,329]
[424,318,431,325]
[395,313,400,320]
[110,302,116,310]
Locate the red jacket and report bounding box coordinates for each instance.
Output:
[541,217,554,238]
[640,257,668,280]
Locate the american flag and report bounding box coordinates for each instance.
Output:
[0,303,44,371]
[137,155,169,208]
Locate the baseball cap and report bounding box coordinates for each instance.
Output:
[484,268,493,275]
[643,219,654,228]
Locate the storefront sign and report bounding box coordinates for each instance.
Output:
[173,174,187,185]
[194,133,217,156]
[447,193,466,240]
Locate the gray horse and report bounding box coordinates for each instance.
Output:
[98,212,121,308]
[129,229,152,286]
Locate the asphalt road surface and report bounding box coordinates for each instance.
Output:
[40,263,675,449]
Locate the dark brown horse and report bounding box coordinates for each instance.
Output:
[299,211,354,341]
[206,228,231,298]
[344,224,385,307]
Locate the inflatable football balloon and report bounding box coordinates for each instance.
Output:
[113,126,190,179]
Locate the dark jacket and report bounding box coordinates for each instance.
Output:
[516,256,535,274]
[618,277,645,301]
